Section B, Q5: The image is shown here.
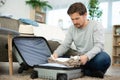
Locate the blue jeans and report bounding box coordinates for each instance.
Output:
[81,51,111,76]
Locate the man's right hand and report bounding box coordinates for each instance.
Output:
[51,53,58,59]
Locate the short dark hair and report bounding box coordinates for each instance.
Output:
[67,2,87,15]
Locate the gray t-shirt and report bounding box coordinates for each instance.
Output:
[54,20,104,60]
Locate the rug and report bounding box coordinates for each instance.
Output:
[0,73,120,80]
[0,62,120,80]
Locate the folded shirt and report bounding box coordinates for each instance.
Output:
[48,56,81,67]
[19,18,39,27]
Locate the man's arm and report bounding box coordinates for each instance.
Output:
[85,22,104,60]
[53,27,74,57]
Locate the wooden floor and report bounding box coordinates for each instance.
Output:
[105,66,120,76]
[0,62,120,76]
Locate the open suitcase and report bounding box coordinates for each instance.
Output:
[13,36,82,80]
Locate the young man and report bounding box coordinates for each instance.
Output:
[52,2,111,78]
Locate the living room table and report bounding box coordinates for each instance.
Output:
[0,27,19,76]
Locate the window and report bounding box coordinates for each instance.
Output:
[46,0,120,30]
[46,8,72,30]
[99,2,108,29]
[112,1,120,25]
[47,3,109,29]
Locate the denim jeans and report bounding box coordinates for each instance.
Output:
[81,51,111,76]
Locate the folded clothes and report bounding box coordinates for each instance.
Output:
[48,56,81,67]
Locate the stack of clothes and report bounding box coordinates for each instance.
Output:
[48,56,81,67]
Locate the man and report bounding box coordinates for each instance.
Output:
[52,2,111,78]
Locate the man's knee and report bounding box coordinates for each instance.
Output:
[92,51,111,69]
[47,40,60,53]
[97,51,111,64]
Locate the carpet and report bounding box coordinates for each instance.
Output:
[0,73,120,80]
[0,62,120,80]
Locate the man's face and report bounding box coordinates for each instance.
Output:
[70,12,87,28]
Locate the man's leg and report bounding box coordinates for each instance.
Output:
[82,51,111,78]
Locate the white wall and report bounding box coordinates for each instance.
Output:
[104,32,112,57]
[48,0,89,9]
[0,0,87,19]
[0,0,30,19]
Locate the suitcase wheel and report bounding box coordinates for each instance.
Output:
[31,70,38,79]
[18,63,29,73]
[18,66,24,73]
[57,73,67,80]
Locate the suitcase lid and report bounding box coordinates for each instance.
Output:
[13,36,52,67]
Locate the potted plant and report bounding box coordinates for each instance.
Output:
[26,0,52,12]
[88,0,102,21]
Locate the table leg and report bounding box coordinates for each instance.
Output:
[8,34,13,76]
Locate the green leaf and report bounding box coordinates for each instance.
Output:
[25,0,52,9]
[88,0,102,20]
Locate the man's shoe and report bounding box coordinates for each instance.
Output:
[91,71,104,78]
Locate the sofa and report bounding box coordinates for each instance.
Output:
[0,17,20,62]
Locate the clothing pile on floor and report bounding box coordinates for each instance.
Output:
[48,56,81,67]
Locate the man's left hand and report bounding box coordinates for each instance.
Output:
[80,55,89,65]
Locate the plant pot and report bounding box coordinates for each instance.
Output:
[35,7,41,12]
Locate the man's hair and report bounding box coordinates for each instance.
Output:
[67,2,87,15]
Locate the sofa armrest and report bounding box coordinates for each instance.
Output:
[0,17,19,62]
[0,17,19,31]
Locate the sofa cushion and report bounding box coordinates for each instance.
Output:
[19,24,34,35]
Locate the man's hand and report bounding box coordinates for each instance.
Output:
[80,55,89,65]
[51,53,58,59]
